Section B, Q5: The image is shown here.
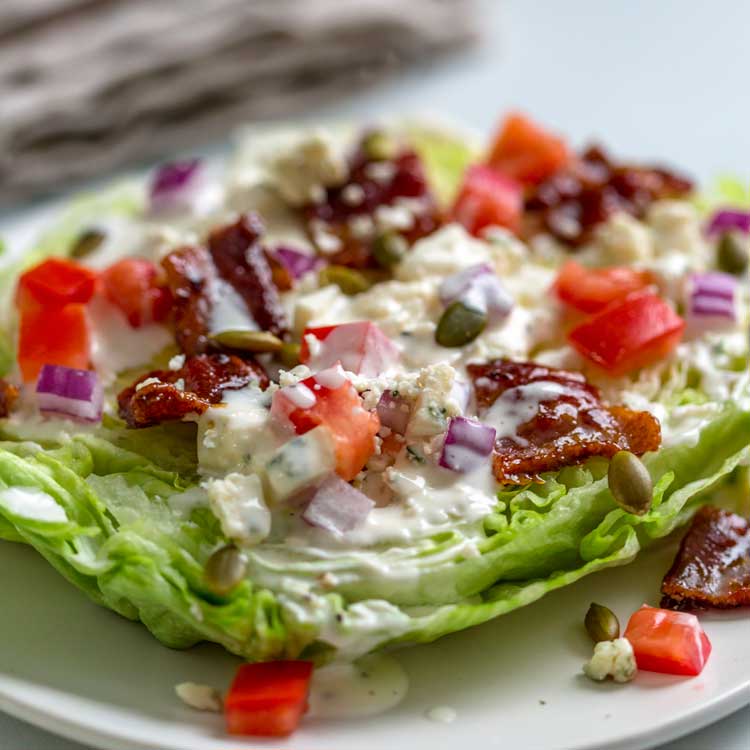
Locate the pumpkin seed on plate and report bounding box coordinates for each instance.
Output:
[607,450,653,515]
[362,130,398,162]
[435,301,487,347]
[584,602,620,643]
[717,231,749,274]
[211,330,283,353]
[204,544,247,597]
[279,341,301,368]
[372,231,408,268]
[319,265,372,295]
[70,228,106,259]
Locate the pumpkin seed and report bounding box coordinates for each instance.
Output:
[319,265,372,295]
[211,330,282,353]
[279,341,301,369]
[608,450,653,515]
[717,231,749,275]
[372,231,407,268]
[70,228,106,259]
[362,130,398,162]
[204,544,247,596]
[584,602,620,643]
[435,301,487,347]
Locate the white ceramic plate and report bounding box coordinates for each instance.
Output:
[1,533,749,750]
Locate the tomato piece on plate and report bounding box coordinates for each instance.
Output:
[624,605,712,676]
[451,165,523,236]
[18,303,90,383]
[555,260,654,314]
[300,321,399,376]
[487,112,572,184]
[17,258,97,309]
[271,366,380,481]
[100,258,172,328]
[568,291,684,375]
[225,660,313,737]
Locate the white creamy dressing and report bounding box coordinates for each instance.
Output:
[0,486,67,523]
[308,654,408,719]
[208,278,258,335]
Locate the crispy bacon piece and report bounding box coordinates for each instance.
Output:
[208,213,289,338]
[661,506,750,611]
[0,379,19,418]
[118,353,267,428]
[161,245,215,356]
[467,358,661,484]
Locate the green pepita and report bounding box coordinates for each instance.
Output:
[607,450,653,515]
[362,130,398,162]
[717,231,749,275]
[435,301,487,347]
[319,265,372,295]
[211,330,283,353]
[279,341,302,369]
[584,602,620,643]
[204,544,247,597]
[70,228,106,259]
[372,231,408,268]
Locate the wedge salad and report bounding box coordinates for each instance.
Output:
[0,112,748,737]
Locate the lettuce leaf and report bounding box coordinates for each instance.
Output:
[0,403,747,663]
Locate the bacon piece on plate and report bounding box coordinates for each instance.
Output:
[661,505,750,610]
[0,379,19,418]
[208,213,289,338]
[466,358,661,484]
[118,353,266,428]
[161,245,215,356]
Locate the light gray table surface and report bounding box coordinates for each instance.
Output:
[1,1,748,748]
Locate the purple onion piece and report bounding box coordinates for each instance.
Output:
[377,390,410,434]
[439,263,514,324]
[689,271,738,301]
[302,474,375,535]
[439,416,496,473]
[690,294,736,319]
[149,158,205,215]
[36,365,102,423]
[273,246,324,281]
[705,209,750,237]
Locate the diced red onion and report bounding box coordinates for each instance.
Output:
[149,159,206,215]
[36,364,102,423]
[705,209,750,237]
[439,416,496,473]
[273,246,324,280]
[689,271,737,301]
[377,390,410,434]
[439,263,513,324]
[690,294,736,318]
[302,474,374,535]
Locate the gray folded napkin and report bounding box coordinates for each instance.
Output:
[0,0,476,205]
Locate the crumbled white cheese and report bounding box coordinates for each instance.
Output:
[374,204,414,232]
[349,213,376,239]
[647,200,706,261]
[407,363,463,438]
[168,354,186,371]
[173,378,185,392]
[134,377,162,391]
[342,183,366,206]
[175,682,222,712]
[583,638,637,683]
[204,472,271,545]
[594,212,654,264]
[278,365,313,388]
[294,284,350,334]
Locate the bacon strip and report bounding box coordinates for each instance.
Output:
[161,245,215,356]
[208,213,289,337]
[661,505,750,611]
[0,379,19,418]
[118,353,267,428]
[467,359,661,484]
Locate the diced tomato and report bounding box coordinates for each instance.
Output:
[225,660,313,737]
[271,366,380,481]
[450,165,523,236]
[17,258,97,309]
[300,322,399,377]
[624,605,712,676]
[568,291,684,375]
[487,112,572,184]
[555,261,654,314]
[18,304,90,382]
[99,258,172,328]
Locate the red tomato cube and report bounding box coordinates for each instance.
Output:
[271,366,380,481]
[487,112,572,184]
[300,322,399,376]
[567,291,684,375]
[555,260,654,314]
[18,303,91,383]
[624,605,712,676]
[17,258,97,309]
[100,258,172,328]
[451,165,523,237]
[225,660,313,737]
